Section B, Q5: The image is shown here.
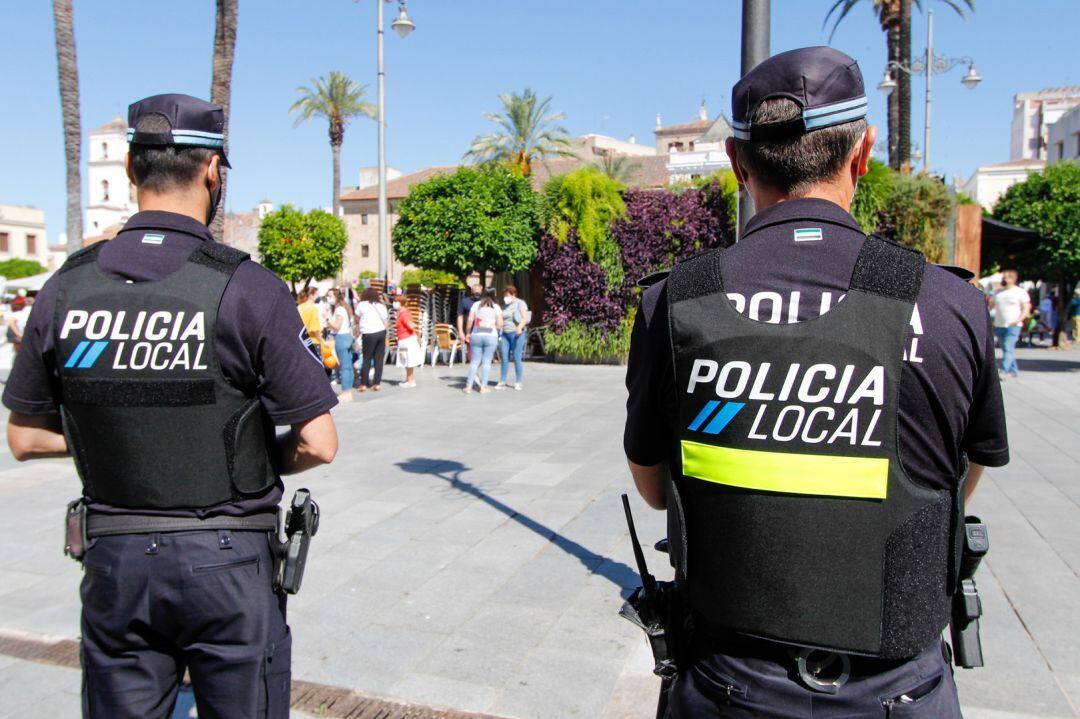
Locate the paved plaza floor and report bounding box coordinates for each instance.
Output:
[0,345,1078,718]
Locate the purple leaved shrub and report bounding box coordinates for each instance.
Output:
[613,184,735,301]
[537,232,625,333]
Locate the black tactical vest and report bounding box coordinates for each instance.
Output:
[666,236,959,659]
[52,241,277,510]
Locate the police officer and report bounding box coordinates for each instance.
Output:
[4,94,339,718]
[624,48,1009,717]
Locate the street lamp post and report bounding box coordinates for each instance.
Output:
[375,0,415,282]
[877,9,980,173]
[738,0,770,236]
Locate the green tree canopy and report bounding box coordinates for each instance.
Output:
[257,204,348,292]
[851,158,894,233]
[392,165,539,285]
[540,167,626,261]
[993,162,1080,285]
[876,173,952,262]
[0,258,47,281]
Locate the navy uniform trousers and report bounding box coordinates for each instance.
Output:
[80,529,290,719]
[668,638,963,718]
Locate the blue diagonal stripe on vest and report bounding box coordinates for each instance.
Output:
[64,341,90,369]
[687,400,720,431]
[703,402,745,435]
[77,341,109,369]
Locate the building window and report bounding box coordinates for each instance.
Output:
[101,141,108,159]
[26,234,37,255]
[362,213,369,225]
[1055,141,1065,161]
[0,233,8,252]
[361,244,370,258]
[102,180,110,202]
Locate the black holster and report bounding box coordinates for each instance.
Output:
[620,580,689,680]
[274,488,320,595]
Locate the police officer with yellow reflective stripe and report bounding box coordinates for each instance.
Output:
[624,47,1009,717]
[4,94,339,718]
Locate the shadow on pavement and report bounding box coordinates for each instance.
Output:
[1015,357,1080,372]
[396,457,640,596]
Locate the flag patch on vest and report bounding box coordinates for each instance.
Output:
[793,227,823,242]
[141,233,165,245]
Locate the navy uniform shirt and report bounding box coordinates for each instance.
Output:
[3,210,338,516]
[624,198,1009,492]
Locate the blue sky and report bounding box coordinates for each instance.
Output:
[2,0,1077,245]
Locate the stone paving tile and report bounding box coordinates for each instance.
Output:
[1,350,1078,718]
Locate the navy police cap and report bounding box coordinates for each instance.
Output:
[731,46,867,143]
[127,93,231,167]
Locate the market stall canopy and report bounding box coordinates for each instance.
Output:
[982,216,1040,255]
[4,271,55,292]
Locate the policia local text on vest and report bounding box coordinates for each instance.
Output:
[622,47,1006,719]
[3,93,339,718]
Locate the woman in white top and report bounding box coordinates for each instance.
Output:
[355,287,389,391]
[464,291,504,394]
[327,289,355,394]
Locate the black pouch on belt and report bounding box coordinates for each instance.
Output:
[64,499,88,561]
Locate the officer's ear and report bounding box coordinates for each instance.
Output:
[854,125,878,179]
[124,153,137,186]
[205,154,222,192]
[725,137,748,186]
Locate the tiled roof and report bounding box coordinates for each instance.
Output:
[89,117,127,136]
[979,158,1046,170]
[655,118,712,136]
[341,155,671,203]
[530,155,670,189]
[340,166,457,201]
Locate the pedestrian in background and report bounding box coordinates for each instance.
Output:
[297,287,322,338]
[327,288,355,395]
[495,284,530,391]
[356,287,389,392]
[1070,287,1080,342]
[395,295,421,388]
[456,283,482,358]
[464,290,503,394]
[991,269,1030,378]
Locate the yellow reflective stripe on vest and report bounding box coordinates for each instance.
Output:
[681,440,889,499]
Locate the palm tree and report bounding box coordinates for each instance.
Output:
[465,89,575,177]
[825,0,973,172]
[593,153,640,185]
[209,0,238,241]
[290,72,376,218]
[52,0,82,253]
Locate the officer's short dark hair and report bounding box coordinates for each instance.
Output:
[129,114,217,192]
[733,98,867,195]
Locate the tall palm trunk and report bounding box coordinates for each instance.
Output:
[897,0,913,172]
[330,139,342,218]
[52,0,83,253]
[209,0,238,241]
[886,24,901,169]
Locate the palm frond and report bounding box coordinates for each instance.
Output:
[464,88,573,174]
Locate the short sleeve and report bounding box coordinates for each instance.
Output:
[2,279,62,415]
[221,264,337,426]
[961,311,1009,467]
[623,283,674,466]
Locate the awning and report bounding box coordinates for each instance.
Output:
[4,271,55,292]
[981,216,1040,255]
